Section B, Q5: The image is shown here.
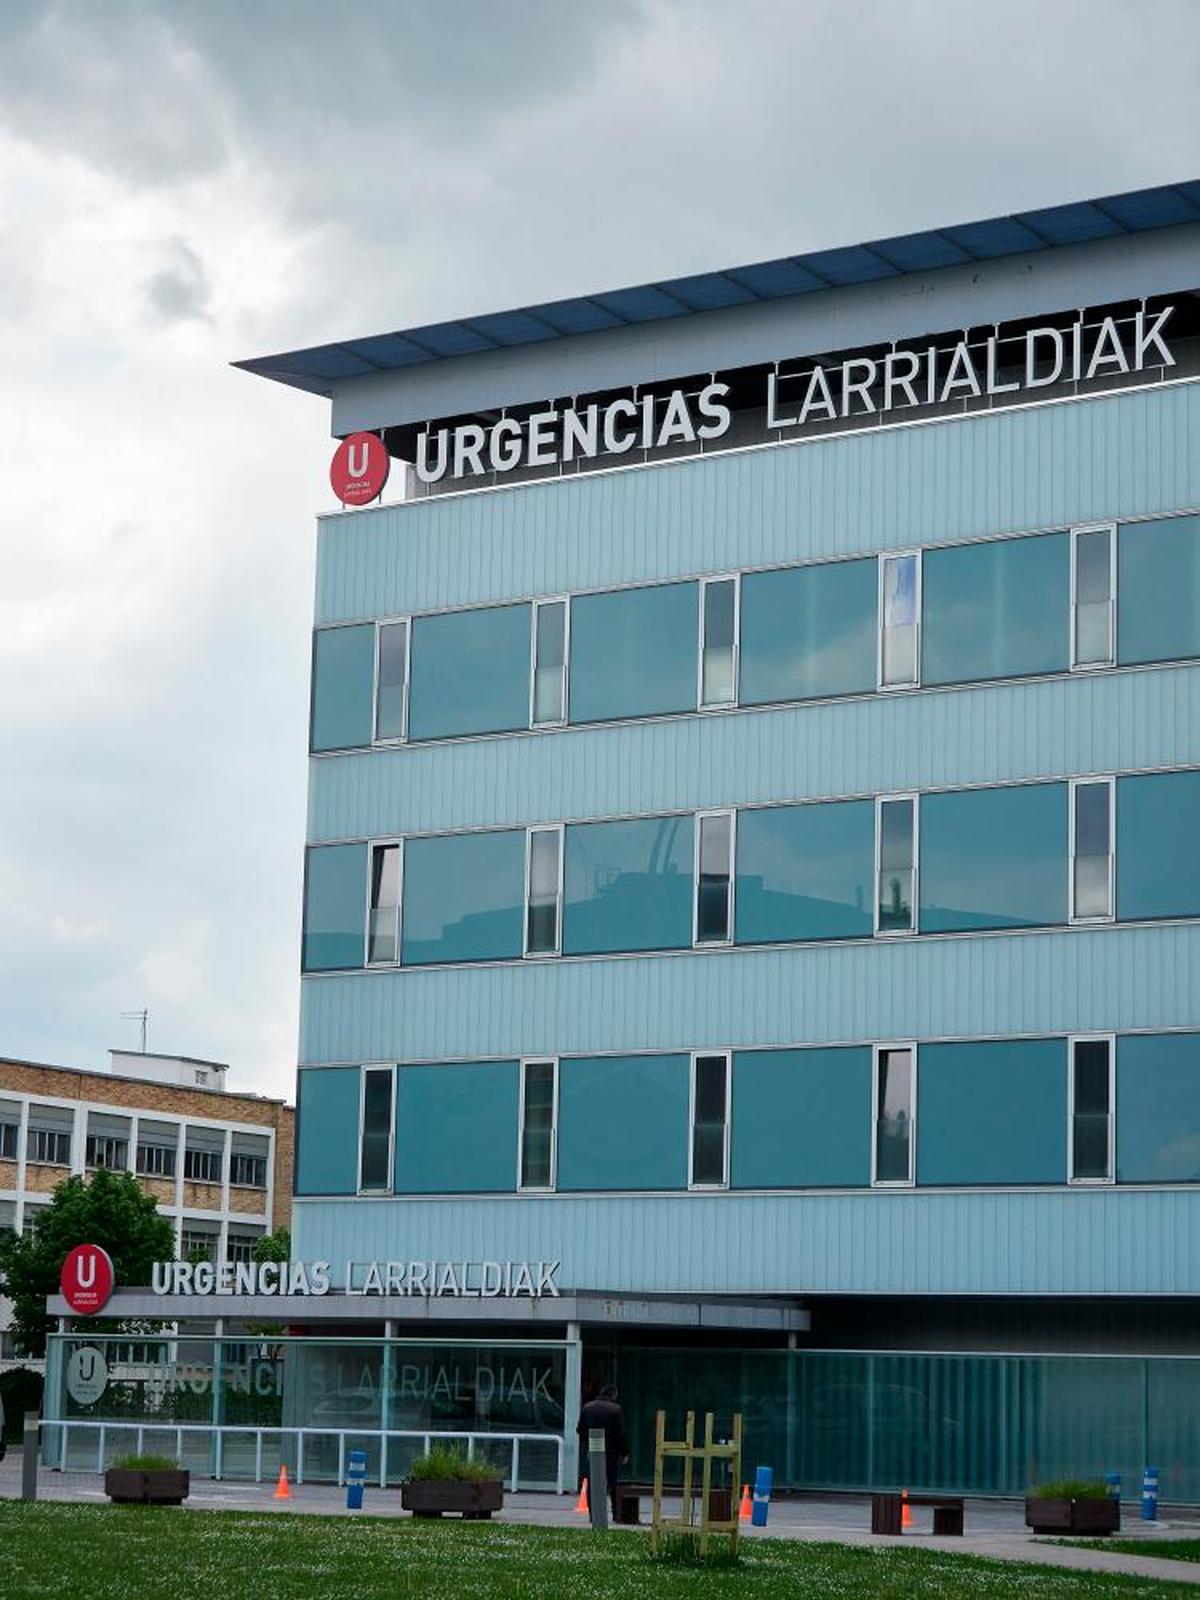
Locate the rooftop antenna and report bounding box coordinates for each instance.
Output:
[120,1009,148,1053]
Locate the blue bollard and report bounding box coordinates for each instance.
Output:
[750,1465,773,1528]
[1142,1466,1159,1522]
[346,1447,367,1512]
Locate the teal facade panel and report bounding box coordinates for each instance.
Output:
[731,1047,871,1189]
[303,844,367,972]
[557,1054,689,1191]
[739,558,876,705]
[299,924,1200,1067]
[562,815,693,955]
[311,624,375,752]
[568,580,698,724]
[1117,770,1200,922]
[394,1060,520,1193]
[920,783,1068,932]
[923,532,1069,686]
[408,602,531,740]
[1119,513,1200,666]
[307,663,1200,845]
[291,1185,1200,1295]
[402,829,525,965]
[313,386,1200,627]
[1117,1033,1200,1183]
[917,1038,1067,1186]
[736,800,874,943]
[295,1067,361,1196]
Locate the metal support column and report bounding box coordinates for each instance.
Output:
[563,1321,582,1493]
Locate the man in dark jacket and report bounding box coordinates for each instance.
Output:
[577,1384,629,1518]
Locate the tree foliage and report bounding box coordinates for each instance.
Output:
[0,1169,176,1358]
[252,1228,291,1264]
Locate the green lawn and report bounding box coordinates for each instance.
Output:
[0,1503,1198,1600]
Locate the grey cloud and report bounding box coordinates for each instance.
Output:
[0,0,647,186]
[143,237,213,323]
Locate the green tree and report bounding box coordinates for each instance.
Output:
[0,1169,175,1358]
[252,1229,291,1264]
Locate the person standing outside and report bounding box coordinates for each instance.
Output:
[577,1383,630,1519]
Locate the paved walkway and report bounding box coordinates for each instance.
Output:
[3,1458,1199,1584]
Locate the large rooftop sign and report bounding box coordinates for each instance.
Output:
[409,303,1180,487]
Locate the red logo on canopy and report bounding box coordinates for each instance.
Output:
[60,1244,115,1316]
[330,432,390,506]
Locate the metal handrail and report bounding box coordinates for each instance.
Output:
[44,1418,563,1493]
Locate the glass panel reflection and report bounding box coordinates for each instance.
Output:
[875,1048,912,1182]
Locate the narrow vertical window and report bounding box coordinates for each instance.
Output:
[876,796,917,934]
[873,1045,915,1184]
[525,826,563,956]
[519,1059,557,1190]
[532,599,568,726]
[368,843,402,963]
[879,552,920,688]
[359,1066,394,1193]
[1070,1037,1113,1183]
[694,811,734,946]
[1070,779,1113,922]
[690,1053,729,1188]
[1071,524,1115,669]
[375,620,409,740]
[700,577,738,708]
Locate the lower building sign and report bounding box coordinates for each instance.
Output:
[149,1258,561,1299]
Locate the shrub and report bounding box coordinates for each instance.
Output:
[407,1446,497,1483]
[1029,1479,1110,1500]
[111,1453,182,1472]
[0,1367,44,1441]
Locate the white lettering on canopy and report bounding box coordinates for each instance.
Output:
[149,1259,561,1299]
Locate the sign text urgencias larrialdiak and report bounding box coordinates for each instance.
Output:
[414,306,1176,484]
[151,1258,561,1298]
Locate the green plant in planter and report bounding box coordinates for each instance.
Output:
[111,1454,181,1472]
[407,1447,498,1483]
[1030,1479,1110,1499]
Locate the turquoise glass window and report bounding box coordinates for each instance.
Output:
[557,1055,689,1190]
[562,815,694,955]
[1117,771,1200,921]
[922,532,1069,685]
[395,1061,519,1193]
[295,1068,361,1195]
[568,581,698,724]
[731,1048,872,1188]
[917,1039,1067,1185]
[408,603,531,740]
[735,801,874,944]
[1117,1033,1200,1182]
[311,625,375,752]
[402,830,525,965]
[739,558,876,705]
[1119,514,1200,665]
[919,783,1068,932]
[302,844,367,971]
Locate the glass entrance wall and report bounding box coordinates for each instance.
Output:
[43,1334,567,1491]
[611,1347,1200,1502]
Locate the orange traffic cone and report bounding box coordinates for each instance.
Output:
[739,1483,752,1522]
[575,1477,589,1514]
[274,1463,291,1501]
[901,1488,912,1529]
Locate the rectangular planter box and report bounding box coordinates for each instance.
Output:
[105,1467,190,1506]
[401,1479,504,1519]
[1025,1497,1120,1535]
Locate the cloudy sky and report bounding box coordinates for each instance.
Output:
[2,0,1198,1101]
